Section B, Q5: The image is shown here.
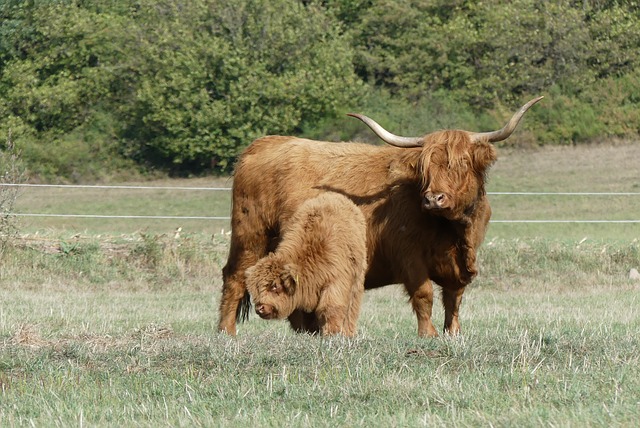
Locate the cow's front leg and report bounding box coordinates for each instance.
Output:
[410,281,438,337]
[442,286,465,335]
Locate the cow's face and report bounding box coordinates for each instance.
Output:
[418,131,497,220]
[349,98,539,221]
[245,257,297,320]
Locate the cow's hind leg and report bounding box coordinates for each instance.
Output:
[218,237,267,335]
[442,286,465,336]
[219,218,282,335]
[409,280,439,337]
[218,264,249,336]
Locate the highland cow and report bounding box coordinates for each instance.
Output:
[244,193,367,336]
[220,97,543,337]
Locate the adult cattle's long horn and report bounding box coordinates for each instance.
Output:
[346,113,424,148]
[469,96,544,143]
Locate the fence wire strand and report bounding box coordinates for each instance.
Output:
[3,183,639,223]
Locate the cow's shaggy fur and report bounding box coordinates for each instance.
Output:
[219,99,541,337]
[244,193,367,336]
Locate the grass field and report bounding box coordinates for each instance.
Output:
[9,142,640,240]
[12,177,234,236]
[487,142,640,242]
[1,142,639,426]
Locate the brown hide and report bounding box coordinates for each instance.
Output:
[221,134,491,337]
[219,98,541,337]
[244,193,367,336]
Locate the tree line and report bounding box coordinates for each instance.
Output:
[1,0,639,180]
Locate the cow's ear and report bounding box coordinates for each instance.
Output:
[472,142,497,173]
[281,264,298,295]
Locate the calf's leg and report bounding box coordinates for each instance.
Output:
[316,283,353,336]
[342,283,364,336]
[288,310,320,334]
[318,305,351,336]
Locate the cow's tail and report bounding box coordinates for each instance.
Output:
[236,290,252,323]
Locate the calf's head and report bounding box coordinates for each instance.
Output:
[245,256,297,320]
[348,97,542,221]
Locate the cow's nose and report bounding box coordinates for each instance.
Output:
[423,193,447,209]
[256,304,265,315]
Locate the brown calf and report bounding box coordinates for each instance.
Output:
[244,193,367,336]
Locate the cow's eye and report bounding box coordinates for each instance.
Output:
[269,284,278,292]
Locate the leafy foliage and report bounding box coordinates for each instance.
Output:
[0,132,25,253]
[348,0,640,107]
[1,0,640,180]
[0,0,360,177]
[119,0,361,172]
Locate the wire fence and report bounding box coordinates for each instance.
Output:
[3,183,640,223]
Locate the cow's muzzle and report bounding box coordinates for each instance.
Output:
[422,193,449,211]
[255,303,277,319]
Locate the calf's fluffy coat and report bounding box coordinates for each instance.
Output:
[244,193,367,336]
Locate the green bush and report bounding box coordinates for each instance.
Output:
[0,0,362,177]
[1,0,640,180]
[303,87,485,143]
[0,133,24,254]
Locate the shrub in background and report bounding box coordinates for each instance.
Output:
[0,132,25,255]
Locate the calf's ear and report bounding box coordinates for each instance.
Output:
[281,264,298,296]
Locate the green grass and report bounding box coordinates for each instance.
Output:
[1,142,640,426]
[1,238,639,426]
[12,177,233,235]
[486,142,640,241]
